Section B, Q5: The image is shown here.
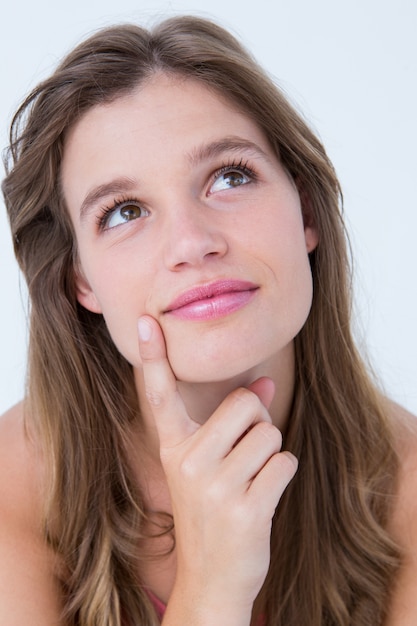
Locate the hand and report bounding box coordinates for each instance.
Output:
[137,315,298,615]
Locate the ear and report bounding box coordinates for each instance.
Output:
[75,268,102,314]
[299,185,319,253]
[304,222,319,253]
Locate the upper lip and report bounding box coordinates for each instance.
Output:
[164,279,258,313]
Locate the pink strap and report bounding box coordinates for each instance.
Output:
[146,589,166,620]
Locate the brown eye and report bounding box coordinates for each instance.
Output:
[210,168,251,193]
[120,204,143,221]
[225,172,246,187]
[103,201,150,230]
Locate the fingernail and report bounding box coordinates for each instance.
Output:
[138,318,152,342]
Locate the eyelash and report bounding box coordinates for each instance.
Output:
[96,196,139,231]
[96,195,141,231]
[211,158,257,188]
[95,159,258,231]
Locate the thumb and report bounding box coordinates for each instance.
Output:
[138,316,197,448]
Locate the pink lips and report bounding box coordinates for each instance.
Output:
[164,280,258,321]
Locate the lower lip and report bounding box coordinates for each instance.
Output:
[167,288,257,321]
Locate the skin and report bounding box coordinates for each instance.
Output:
[62,73,314,620]
[0,73,416,624]
[63,74,318,428]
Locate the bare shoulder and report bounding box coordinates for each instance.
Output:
[0,402,62,624]
[384,401,417,625]
[389,402,417,503]
[388,400,417,525]
[0,402,41,519]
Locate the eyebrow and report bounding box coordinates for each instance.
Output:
[187,136,271,166]
[79,176,137,222]
[78,136,270,221]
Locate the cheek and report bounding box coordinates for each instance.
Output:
[255,204,310,276]
[262,210,314,323]
[76,228,167,365]
[99,267,164,367]
[77,261,150,366]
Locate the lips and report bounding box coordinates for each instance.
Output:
[164,279,258,321]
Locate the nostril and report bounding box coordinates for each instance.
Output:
[163,221,228,270]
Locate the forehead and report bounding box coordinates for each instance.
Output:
[61,73,276,216]
[63,73,268,155]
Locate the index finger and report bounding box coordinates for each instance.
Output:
[137,316,197,447]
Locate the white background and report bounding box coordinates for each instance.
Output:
[0,0,415,415]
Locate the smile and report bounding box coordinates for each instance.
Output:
[164,280,259,321]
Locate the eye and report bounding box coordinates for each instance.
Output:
[98,199,149,230]
[209,163,255,194]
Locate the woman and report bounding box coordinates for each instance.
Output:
[1,14,416,626]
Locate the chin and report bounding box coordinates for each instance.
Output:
[170,359,234,384]
[166,338,289,385]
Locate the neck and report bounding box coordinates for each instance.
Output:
[179,348,294,430]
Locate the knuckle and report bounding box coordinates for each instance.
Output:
[177,453,200,482]
[254,422,282,447]
[230,499,257,529]
[272,451,298,480]
[145,387,165,409]
[232,387,260,410]
[282,451,299,476]
[205,478,228,505]
[139,346,161,364]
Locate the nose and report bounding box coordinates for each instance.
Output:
[162,202,228,271]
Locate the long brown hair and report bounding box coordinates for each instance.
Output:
[2,15,399,625]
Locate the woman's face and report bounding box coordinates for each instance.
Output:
[62,74,318,383]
